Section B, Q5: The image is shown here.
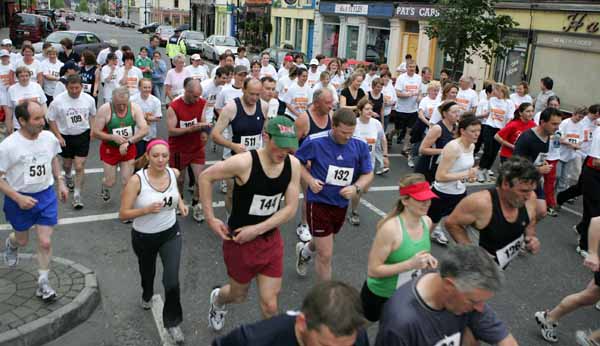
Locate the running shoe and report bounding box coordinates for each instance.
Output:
[375,167,390,175]
[431,227,449,245]
[567,198,577,204]
[296,223,312,243]
[121,219,133,224]
[65,175,74,191]
[141,298,152,310]
[535,310,558,343]
[208,287,227,331]
[4,238,19,267]
[576,330,600,346]
[348,211,360,226]
[295,242,311,277]
[407,158,414,168]
[100,185,111,203]
[167,326,185,344]
[576,246,589,259]
[36,277,57,302]
[187,184,194,192]
[220,180,227,194]
[192,204,205,223]
[547,207,558,217]
[477,169,487,183]
[72,194,84,210]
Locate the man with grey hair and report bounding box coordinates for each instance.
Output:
[376,244,519,346]
[92,86,148,203]
[456,75,479,114]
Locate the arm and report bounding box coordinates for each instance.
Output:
[495,130,514,150]
[5,107,13,134]
[119,67,129,85]
[93,68,100,97]
[166,106,203,136]
[119,175,160,220]
[417,108,429,126]
[524,195,540,254]
[211,102,243,153]
[445,194,483,244]
[51,156,68,203]
[36,72,43,85]
[294,112,309,140]
[497,335,519,346]
[419,125,442,156]
[285,100,304,120]
[128,103,148,143]
[585,217,600,272]
[339,94,347,108]
[48,120,65,147]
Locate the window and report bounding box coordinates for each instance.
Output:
[285,18,291,41]
[322,17,339,57]
[174,0,179,8]
[366,20,390,64]
[294,19,303,50]
[86,34,100,44]
[74,35,86,45]
[345,26,359,60]
[275,18,281,47]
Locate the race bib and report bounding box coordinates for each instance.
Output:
[112,126,133,138]
[405,84,419,95]
[23,155,49,185]
[293,96,309,113]
[366,138,376,153]
[490,107,506,123]
[67,113,84,128]
[82,83,92,93]
[241,134,262,150]
[433,332,461,346]
[325,165,354,187]
[496,235,524,269]
[584,129,593,142]
[180,118,197,128]
[0,74,9,86]
[396,269,421,288]
[456,98,469,110]
[162,195,175,209]
[248,193,282,216]
[127,77,138,90]
[566,135,580,145]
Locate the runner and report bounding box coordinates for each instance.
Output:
[185,53,209,81]
[91,87,149,203]
[410,81,441,168]
[556,107,586,197]
[40,47,63,105]
[234,46,250,69]
[277,55,293,80]
[214,65,246,114]
[131,78,162,155]
[494,102,536,164]
[119,139,188,344]
[367,77,385,121]
[260,76,280,120]
[428,83,459,124]
[394,60,421,153]
[5,66,47,134]
[117,52,144,99]
[167,78,209,222]
[101,53,120,104]
[1,101,69,301]
[307,59,320,88]
[80,50,100,102]
[46,74,96,209]
[340,73,365,111]
[381,71,397,136]
[12,45,42,85]
[534,216,600,343]
[0,49,12,123]
[361,173,437,322]
[327,58,345,93]
[211,281,369,345]
[259,52,278,80]
[211,78,268,213]
[311,71,339,107]
[349,98,389,225]
[201,66,231,126]
[199,116,301,330]
[164,54,191,103]
[283,67,312,121]
[295,108,374,280]
[375,245,519,346]
[445,156,541,269]
[135,47,153,80]
[455,75,478,114]
[510,81,533,109]
[534,76,555,113]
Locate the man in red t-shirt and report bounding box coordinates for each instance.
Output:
[167,77,209,222]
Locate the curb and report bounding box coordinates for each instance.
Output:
[0,254,100,346]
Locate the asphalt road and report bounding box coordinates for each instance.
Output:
[0,19,598,346]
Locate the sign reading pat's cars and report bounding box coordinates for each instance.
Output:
[395,3,440,20]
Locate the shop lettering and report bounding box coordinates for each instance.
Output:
[334,4,368,15]
[395,5,440,19]
[563,13,600,34]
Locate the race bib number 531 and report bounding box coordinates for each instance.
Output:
[325,165,354,187]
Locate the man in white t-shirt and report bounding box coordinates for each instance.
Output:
[259,53,278,81]
[235,46,250,69]
[201,66,232,125]
[394,60,421,152]
[116,52,144,99]
[210,53,234,79]
[101,53,120,103]
[185,54,209,81]
[131,78,162,155]
[6,66,47,134]
[261,76,280,119]
[307,59,320,89]
[215,65,246,114]
[283,68,312,121]
[456,75,478,114]
[47,75,96,209]
[1,100,69,302]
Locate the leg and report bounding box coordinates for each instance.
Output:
[215,278,251,306]
[536,199,548,221]
[35,226,53,271]
[158,228,183,328]
[119,160,135,188]
[131,230,160,303]
[62,157,74,177]
[187,165,196,191]
[190,163,205,202]
[300,180,308,225]
[73,156,87,195]
[544,160,558,208]
[255,274,282,319]
[313,235,334,281]
[102,162,117,189]
[547,279,600,323]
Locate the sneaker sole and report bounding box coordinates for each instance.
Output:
[534,312,558,343]
[295,242,307,277]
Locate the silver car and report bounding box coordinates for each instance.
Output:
[200,35,240,62]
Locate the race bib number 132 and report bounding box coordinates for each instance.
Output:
[325,165,354,187]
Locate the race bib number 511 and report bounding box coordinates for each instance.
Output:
[325,165,354,187]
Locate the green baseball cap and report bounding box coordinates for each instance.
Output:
[266,116,298,149]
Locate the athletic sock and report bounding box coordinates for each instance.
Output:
[38,269,49,281]
[74,188,81,197]
[7,235,17,249]
[192,199,198,206]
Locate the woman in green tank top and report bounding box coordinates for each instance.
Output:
[360,173,439,322]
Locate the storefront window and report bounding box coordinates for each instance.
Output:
[346,26,359,60]
[275,17,281,47]
[494,36,528,91]
[322,18,340,58]
[295,19,303,50]
[366,20,390,64]
[285,18,291,41]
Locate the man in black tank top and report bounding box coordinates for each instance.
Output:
[199,116,301,331]
[211,78,270,213]
[445,156,541,269]
[293,88,334,242]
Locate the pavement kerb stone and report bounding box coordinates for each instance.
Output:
[0,256,100,346]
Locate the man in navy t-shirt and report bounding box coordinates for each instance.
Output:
[294,108,374,281]
[212,281,370,346]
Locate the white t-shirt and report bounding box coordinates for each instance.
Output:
[132,93,162,140]
[277,66,289,80]
[354,117,384,160]
[97,48,123,66]
[264,98,279,119]
[7,82,47,129]
[485,97,514,129]
[361,73,379,93]
[589,126,600,159]
[307,70,320,89]
[184,65,209,81]
[509,93,533,109]
[330,74,345,93]
[12,59,42,80]
[260,64,278,80]
[382,81,397,116]
[0,130,61,193]
[47,91,96,135]
[215,83,243,110]
[41,60,64,96]
[455,88,478,114]
[478,89,488,104]
[547,131,562,161]
[394,73,421,113]
[276,75,293,100]
[419,96,441,120]
[235,57,250,69]
[0,63,11,106]
[116,66,144,98]
[101,65,120,102]
[283,81,312,121]
[9,52,21,66]
[201,79,223,124]
[559,117,584,162]
[311,82,339,105]
[165,68,191,98]
[580,116,598,157]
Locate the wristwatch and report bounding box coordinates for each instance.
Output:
[354,184,362,194]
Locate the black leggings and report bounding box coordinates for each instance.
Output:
[479,125,501,170]
[131,222,183,328]
[576,166,600,251]
[360,281,388,322]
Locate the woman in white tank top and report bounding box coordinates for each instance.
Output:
[119,139,188,344]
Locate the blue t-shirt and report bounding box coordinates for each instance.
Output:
[295,130,373,208]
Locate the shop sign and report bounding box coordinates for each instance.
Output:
[395,3,440,20]
[334,4,368,15]
[245,0,271,5]
[537,33,600,53]
[319,2,394,17]
[563,13,600,34]
[284,0,297,4]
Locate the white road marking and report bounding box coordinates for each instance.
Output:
[560,206,583,217]
[359,199,387,217]
[150,294,175,346]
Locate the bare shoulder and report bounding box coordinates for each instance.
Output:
[463,189,492,211]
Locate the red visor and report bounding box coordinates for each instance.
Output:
[399,181,438,201]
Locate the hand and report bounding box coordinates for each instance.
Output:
[467,167,477,181]
[16,194,38,210]
[232,225,261,244]
[584,253,599,272]
[308,178,324,194]
[112,135,127,145]
[57,180,68,203]
[93,91,98,97]
[233,143,247,154]
[119,142,129,156]
[411,251,438,270]
[525,236,540,254]
[58,136,66,147]
[207,217,232,241]
[339,185,357,200]
[145,201,162,214]
[539,164,552,175]
[178,203,189,217]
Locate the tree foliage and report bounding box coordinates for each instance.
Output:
[50,0,65,9]
[97,1,107,15]
[425,0,517,79]
[77,0,88,12]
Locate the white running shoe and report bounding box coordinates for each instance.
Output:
[476,169,487,183]
[192,204,205,223]
[295,242,311,277]
[208,287,227,331]
[348,211,360,226]
[72,194,84,210]
[407,158,414,168]
[36,277,57,302]
[296,223,312,243]
[431,227,449,245]
[4,238,18,267]
[535,310,558,343]
[577,246,589,259]
[595,300,600,311]
[575,329,600,346]
[167,326,185,344]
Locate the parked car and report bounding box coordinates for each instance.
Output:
[65,12,76,21]
[116,19,135,28]
[138,22,159,34]
[201,35,240,62]
[260,47,305,68]
[56,18,70,30]
[156,25,174,47]
[102,15,111,24]
[180,30,205,55]
[33,31,110,56]
[89,16,98,23]
[176,24,190,32]
[9,13,54,46]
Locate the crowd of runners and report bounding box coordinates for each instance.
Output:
[0,31,599,345]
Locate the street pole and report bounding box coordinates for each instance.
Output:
[144,0,147,25]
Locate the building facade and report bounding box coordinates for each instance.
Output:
[149,0,190,27]
[270,0,315,58]
[191,0,215,36]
